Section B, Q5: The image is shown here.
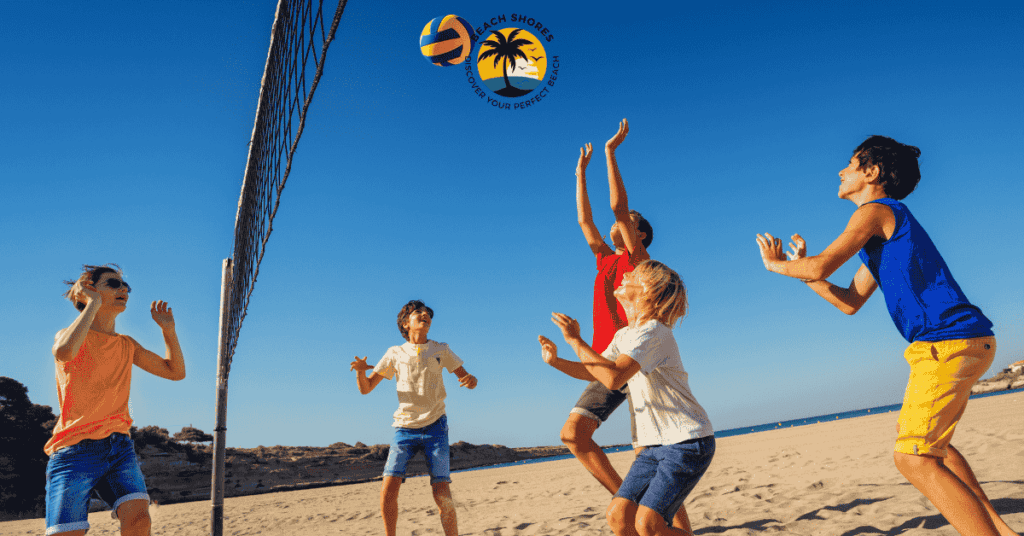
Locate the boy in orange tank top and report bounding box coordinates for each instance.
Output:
[45,264,186,536]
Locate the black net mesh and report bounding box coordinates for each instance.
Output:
[224,0,348,378]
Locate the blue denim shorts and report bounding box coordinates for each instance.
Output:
[383,415,451,484]
[615,435,715,523]
[45,433,149,535]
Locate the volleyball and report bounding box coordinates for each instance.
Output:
[419,15,474,67]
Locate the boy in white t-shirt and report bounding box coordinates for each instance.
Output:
[351,300,478,536]
[541,260,714,536]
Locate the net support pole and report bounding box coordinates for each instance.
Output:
[210,257,233,536]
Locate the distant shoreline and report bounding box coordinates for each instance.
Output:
[5,391,1019,534]
[137,384,1024,508]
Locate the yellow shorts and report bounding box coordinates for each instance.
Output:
[895,336,995,458]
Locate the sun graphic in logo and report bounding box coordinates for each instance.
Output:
[476,28,547,98]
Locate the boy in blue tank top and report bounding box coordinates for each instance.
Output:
[754,136,1017,536]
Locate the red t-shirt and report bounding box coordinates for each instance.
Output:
[592,245,649,353]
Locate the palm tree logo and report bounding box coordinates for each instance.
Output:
[477,28,546,98]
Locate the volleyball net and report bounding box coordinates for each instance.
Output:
[212,1,349,534]
[223,0,348,378]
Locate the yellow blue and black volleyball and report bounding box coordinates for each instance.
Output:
[419,15,474,67]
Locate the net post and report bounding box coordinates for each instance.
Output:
[210,257,233,536]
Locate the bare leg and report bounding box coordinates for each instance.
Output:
[116,499,152,536]
[894,451,1006,536]
[671,504,693,536]
[634,505,694,536]
[562,413,623,494]
[944,446,1020,536]
[606,497,641,536]
[431,482,459,536]
[380,476,402,536]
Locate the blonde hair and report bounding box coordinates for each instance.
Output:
[632,260,687,327]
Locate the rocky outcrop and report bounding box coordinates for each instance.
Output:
[970,366,1024,395]
[136,442,571,506]
[971,380,1012,394]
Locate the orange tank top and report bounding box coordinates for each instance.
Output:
[44,330,140,455]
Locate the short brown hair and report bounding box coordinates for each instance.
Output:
[63,264,123,311]
[630,210,653,249]
[397,300,434,341]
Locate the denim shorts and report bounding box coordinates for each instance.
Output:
[615,435,715,523]
[383,414,451,484]
[45,432,149,535]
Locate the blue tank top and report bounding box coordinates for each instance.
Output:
[858,198,993,343]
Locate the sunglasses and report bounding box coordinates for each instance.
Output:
[104,279,132,293]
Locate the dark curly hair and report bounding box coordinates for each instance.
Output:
[853,135,922,200]
[63,264,124,311]
[397,300,434,341]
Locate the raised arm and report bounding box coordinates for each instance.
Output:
[576,143,613,257]
[52,276,102,362]
[538,335,598,381]
[350,356,385,394]
[756,203,891,282]
[132,301,186,381]
[757,213,883,315]
[606,119,641,255]
[550,313,640,390]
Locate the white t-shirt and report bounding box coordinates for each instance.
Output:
[603,320,713,447]
[374,340,464,429]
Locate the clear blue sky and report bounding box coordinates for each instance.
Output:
[2,1,1021,449]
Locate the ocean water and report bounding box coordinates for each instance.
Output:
[451,386,1024,475]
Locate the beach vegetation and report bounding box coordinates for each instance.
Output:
[0,377,57,520]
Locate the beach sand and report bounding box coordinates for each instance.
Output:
[3,392,1021,535]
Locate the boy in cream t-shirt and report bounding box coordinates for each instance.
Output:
[351,300,477,536]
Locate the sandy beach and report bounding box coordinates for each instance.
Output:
[4,392,1021,535]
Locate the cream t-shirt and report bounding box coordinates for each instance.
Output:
[374,340,463,429]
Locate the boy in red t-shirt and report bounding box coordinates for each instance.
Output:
[544,119,693,530]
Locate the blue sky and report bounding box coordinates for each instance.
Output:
[2,1,1022,449]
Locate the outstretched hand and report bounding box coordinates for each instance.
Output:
[538,335,558,364]
[550,312,583,343]
[458,373,478,389]
[787,234,807,260]
[576,143,593,177]
[606,118,629,151]
[350,356,373,373]
[755,233,787,271]
[150,301,175,329]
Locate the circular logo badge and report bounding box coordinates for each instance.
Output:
[476,28,547,97]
